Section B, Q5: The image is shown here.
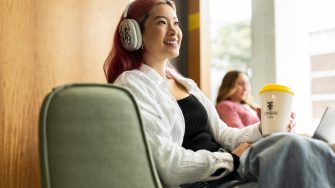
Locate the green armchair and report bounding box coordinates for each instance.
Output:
[39,83,162,188]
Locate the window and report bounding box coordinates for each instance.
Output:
[209,0,335,134]
[309,0,335,124]
[209,0,252,101]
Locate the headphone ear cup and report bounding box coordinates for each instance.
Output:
[119,19,142,51]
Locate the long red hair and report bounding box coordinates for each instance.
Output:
[103,0,176,83]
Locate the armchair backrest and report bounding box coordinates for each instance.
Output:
[39,83,162,188]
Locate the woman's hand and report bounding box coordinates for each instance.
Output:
[232,142,251,157]
[256,108,296,133]
[287,112,296,132]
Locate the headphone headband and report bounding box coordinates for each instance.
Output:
[123,2,133,18]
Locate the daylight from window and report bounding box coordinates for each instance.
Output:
[209,0,251,101]
[209,0,335,134]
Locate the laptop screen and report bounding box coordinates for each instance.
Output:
[313,106,335,143]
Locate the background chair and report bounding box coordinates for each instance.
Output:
[39,83,162,188]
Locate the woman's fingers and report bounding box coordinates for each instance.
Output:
[288,112,297,132]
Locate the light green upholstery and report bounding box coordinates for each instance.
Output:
[39,83,162,188]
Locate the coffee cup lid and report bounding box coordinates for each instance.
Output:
[259,84,294,96]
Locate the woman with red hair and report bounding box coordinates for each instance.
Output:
[104,1,335,188]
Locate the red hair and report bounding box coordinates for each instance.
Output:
[103,0,176,83]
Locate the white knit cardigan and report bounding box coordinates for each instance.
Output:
[113,64,263,187]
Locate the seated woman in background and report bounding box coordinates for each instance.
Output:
[216,71,259,128]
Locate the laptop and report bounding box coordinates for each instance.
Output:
[312,106,335,143]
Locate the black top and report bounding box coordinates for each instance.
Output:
[177,94,220,152]
[177,94,240,173]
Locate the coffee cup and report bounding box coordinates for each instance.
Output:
[259,84,294,135]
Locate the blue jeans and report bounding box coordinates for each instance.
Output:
[181,133,335,188]
[239,133,335,188]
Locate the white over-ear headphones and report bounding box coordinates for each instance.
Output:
[119,2,142,51]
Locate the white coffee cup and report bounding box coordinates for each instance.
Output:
[259,84,294,135]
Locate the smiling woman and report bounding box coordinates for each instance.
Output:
[104,0,180,83]
[103,0,335,187]
[141,2,182,72]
